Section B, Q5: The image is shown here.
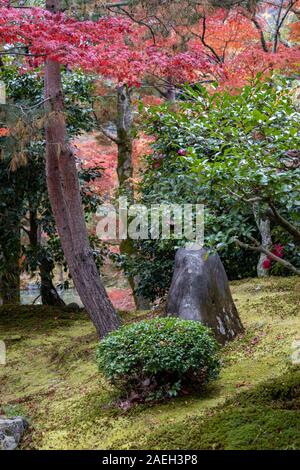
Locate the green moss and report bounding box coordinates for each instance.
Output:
[0,276,299,449]
[144,407,300,450]
[141,369,300,450]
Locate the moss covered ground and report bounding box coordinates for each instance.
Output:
[0,276,299,450]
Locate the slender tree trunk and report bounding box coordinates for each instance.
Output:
[44,0,120,336]
[28,209,65,306]
[116,85,134,197]
[0,225,20,305]
[165,82,176,102]
[116,85,150,309]
[0,262,20,304]
[253,202,272,277]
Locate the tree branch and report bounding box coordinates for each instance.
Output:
[267,202,300,244]
[236,236,300,276]
[98,124,119,144]
[104,1,130,6]
[251,17,269,52]
[272,0,296,53]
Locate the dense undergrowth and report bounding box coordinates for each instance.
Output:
[0,277,299,450]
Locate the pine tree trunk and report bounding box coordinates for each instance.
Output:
[44,0,120,337]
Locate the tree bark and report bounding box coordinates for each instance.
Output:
[44,0,120,336]
[253,202,272,277]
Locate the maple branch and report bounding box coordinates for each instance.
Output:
[98,125,119,144]
[227,188,262,203]
[92,110,119,144]
[272,0,296,53]
[0,51,45,57]
[192,16,223,64]
[152,85,169,99]
[104,1,130,6]
[251,17,269,52]
[236,236,300,276]
[111,6,156,44]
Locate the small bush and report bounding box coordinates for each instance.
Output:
[96,317,220,401]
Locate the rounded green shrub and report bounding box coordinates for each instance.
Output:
[96,317,220,401]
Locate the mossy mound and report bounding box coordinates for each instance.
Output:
[140,368,300,450]
[0,304,87,319]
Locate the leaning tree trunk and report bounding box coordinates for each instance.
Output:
[39,256,65,306]
[166,248,244,345]
[116,85,150,310]
[44,0,120,337]
[253,202,272,277]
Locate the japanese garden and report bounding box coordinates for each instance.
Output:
[0,0,299,454]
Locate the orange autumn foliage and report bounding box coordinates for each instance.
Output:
[74,131,153,197]
[0,127,10,137]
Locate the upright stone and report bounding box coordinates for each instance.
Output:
[166,248,244,344]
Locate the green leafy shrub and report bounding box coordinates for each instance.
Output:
[124,78,300,301]
[97,317,220,401]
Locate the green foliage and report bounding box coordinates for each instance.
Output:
[147,78,300,246]
[0,66,104,289]
[97,317,220,400]
[127,78,300,300]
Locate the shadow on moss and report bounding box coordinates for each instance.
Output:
[139,368,300,450]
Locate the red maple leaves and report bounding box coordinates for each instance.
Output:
[0,2,299,89]
[0,3,213,86]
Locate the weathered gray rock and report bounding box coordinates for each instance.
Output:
[166,248,244,344]
[0,416,28,450]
